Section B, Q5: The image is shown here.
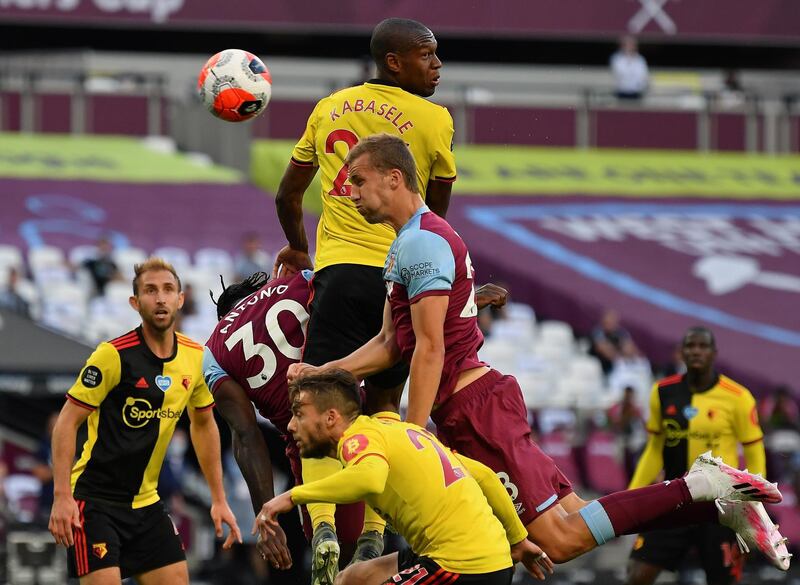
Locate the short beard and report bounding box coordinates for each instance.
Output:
[299,423,333,459]
[143,312,175,332]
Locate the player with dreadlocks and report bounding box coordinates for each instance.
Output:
[203,269,508,579]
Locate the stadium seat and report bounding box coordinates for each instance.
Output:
[14,277,40,319]
[0,245,24,274]
[152,246,192,271]
[515,371,555,409]
[194,247,235,282]
[568,355,604,387]
[41,284,88,337]
[585,430,628,494]
[537,320,574,350]
[68,244,99,267]
[27,246,71,285]
[112,247,148,279]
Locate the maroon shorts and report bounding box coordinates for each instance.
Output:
[286,443,365,543]
[432,369,572,525]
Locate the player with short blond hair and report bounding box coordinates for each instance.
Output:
[49,257,241,584]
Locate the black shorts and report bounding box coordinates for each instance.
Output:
[305,264,409,390]
[630,524,743,584]
[68,499,185,579]
[384,548,512,585]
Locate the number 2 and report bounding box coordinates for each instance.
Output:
[325,129,359,197]
[406,428,465,487]
[460,252,477,318]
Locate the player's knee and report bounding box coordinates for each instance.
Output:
[334,565,356,585]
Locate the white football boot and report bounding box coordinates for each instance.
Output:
[716,499,791,571]
[685,451,782,504]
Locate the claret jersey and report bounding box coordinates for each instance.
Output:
[383,205,485,406]
[203,271,312,435]
[291,80,457,271]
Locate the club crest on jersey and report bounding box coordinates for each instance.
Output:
[92,543,108,559]
[342,434,369,462]
[683,405,699,420]
[182,376,191,390]
[155,376,172,392]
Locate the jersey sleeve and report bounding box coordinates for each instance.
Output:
[291,424,390,505]
[189,356,215,411]
[646,383,661,434]
[396,230,456,302]
[290,99,323,167]
[337,425,388,469]
[733,390,764,445]
[429,108,457,182]
[66,342,121,410]
[202,346,231,394]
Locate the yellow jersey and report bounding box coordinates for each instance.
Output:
[291,414,522,574]
[291,80,457,271]
[67,328,214,508]
[645,373,763,479]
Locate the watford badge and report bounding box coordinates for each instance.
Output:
[92,543,108,559]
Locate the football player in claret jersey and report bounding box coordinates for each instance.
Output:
[625,327,790,584]
[255,370,554,585]
[204,270,508,575]
[289,133,790,572]
[48,258,241,584]
[271,17,456,579]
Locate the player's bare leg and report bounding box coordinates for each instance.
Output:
[135,560,189,585]
[79,567,122,585]
[624,559,662,585]
[556,492,589,514]
[336,552,399,585]
[526,503,599,563]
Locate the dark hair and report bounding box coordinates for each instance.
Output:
[346,133,419,193]
[288,369,362,421]
[370,18,432,70]
[211,271,269,320]
[132,257,181,296]
[683,326,716,349]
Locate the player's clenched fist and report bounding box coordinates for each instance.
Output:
[287,362,321,383]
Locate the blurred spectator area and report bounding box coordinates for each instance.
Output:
[1,53,800,155]
[0,242,263,345]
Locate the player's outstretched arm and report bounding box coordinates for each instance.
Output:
[187,406,242,549]
[254,458,389,537]
[475,283,509,310]
[288,300,401,382]
[213,379,292,568]
[273,162,317,278]
[49,401,91,547]
[627,433,665,489]
[406,295,448,427]
[425,179,453,218]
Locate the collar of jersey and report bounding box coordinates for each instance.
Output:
[136,325,178,363]
[371,411,401,422]
[365,78,401,88]
[398,205,430,236]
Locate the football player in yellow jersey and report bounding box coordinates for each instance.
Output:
[48,258,241,584]
[625,326,789,585]
[270,16,457,579]
[255,370,554,585]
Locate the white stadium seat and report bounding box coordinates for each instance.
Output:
[68,244,99,266]
[194,247,235,282]
[0,245,24,273]
[152,246,192,271]
[112,247,148,280]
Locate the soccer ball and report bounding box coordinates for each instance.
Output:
[198,49,272,122]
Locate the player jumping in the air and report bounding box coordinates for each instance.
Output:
[289,133,790,572]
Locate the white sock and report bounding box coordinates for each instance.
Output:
[683,470,712,502]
